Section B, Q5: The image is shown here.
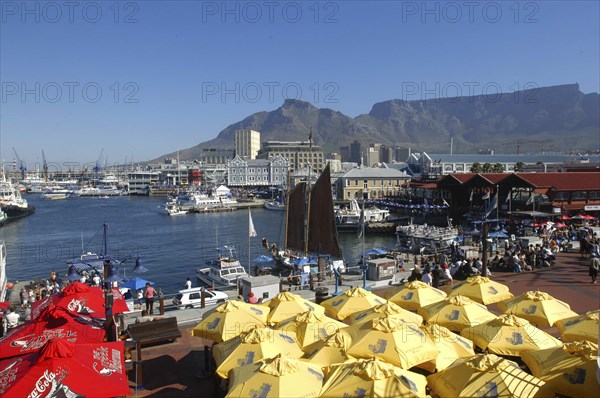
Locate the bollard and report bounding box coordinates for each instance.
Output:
[315,287,329,304]
[201,289,206,309]
[159,298,165,315]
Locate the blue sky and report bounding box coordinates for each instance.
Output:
[1,1,598,167]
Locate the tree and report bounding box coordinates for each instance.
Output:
[514,161,525,172]
[493,163,505,173]
[482,163,493,173]
[470,162,482,173]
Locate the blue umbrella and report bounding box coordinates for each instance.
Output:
[253,255,274,263]
[363,248,388,256]
[291,257,309,266]
[121,277,154,291]
[488,231,509,239]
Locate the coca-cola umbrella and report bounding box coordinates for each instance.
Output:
[0,306,106,359]
[31,282,129,320]
[0,339,130,398]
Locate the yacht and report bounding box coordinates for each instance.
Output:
[196,245,249,289]
[335,199,390,231]
[176,190,237,210]
[264,200,286,211]
[160,198,188,216]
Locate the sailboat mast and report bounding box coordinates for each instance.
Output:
[284,169,291,251]
[304,128,313,256]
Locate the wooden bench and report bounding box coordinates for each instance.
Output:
[127,316,182,347]
[126,317,182,387]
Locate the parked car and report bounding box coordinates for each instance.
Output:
[172,287,228,309]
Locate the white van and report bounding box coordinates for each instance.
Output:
[172,287,228,310]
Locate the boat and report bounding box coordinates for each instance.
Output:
[335,199,390,231]
[75,185,124,197]
[0,209,7,226]
[395,222,459,255]
[0,172,35,221]
[264,199,286,211]
[160,198,188,216]
[176,189,237,211]
[262,163,343,276]
[196,245,249,289]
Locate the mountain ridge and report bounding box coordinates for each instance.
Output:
[154,83,599,162]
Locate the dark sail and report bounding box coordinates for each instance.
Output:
[285,182,306,254]
[307,164,342,258]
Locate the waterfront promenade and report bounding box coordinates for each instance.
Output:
[127,251,599,397]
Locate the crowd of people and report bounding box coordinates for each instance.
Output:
[403,220,600,287]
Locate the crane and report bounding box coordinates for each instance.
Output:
[93,148,104,180]
[12,147,26,180]
[42,150,48,181]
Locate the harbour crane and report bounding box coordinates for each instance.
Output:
[12,147,26,180]
[93,148,104,180]
[42,150,49,181]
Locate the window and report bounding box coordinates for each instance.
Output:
[553,192,569,201]
[589,191,600,199]
[571,191,587,200]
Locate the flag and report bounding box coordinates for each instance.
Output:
[526,193,534,206]
[505,190,511,203]
[469,190,473,202]
[442,198,449,207]
[249,209,257,237]
[481,191,490,200]
[357,205,365,239]
[485,194,498,218]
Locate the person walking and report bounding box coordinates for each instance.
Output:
[590,257,599,284]
[185,277,192,290]
[144,282,157,315]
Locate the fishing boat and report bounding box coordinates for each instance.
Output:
[160,198,188,216]
[0,172,35,220]
[395,223,459,255]
[196,245,249,289]
[335,199,390,231]
[264,199,286,211]
[262,163,343,276]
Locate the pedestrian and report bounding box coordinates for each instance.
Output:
[247,291,259,304]
[3,306,20,332]
[590,257,599,284]
[20,288,28,307]
[144,282,157,315]
[136,289,143,309]
[185,277,192,290]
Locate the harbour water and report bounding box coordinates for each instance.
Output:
[0,196,397,294]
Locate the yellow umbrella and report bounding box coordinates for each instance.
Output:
[320,358,428,398]
[555,310,599,343]
[320,287,387,321]
[497,290,578,327]
[447,276,513,305]
[190,300,268,343]
[213,325,304,379]
[418,295,496,332]
[460,314,562,357]
[265,291,325,326]
[344,316,439,369]
[276,310,346,349]
[385,281,447,311]
[226,354,324,398]
[417,323,475,373]
[522,341,600,398]
[347,301,424,327]
[427,354,546,398]
[302,330,355,367]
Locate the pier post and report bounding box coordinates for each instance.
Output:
[200,289,205,309]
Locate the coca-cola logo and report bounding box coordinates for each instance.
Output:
[0,358,23,394]
[27,369,56,398]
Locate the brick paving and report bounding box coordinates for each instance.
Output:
[128,251,599,397]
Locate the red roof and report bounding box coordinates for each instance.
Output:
[515,172,600,191]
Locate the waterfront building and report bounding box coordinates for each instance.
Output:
[234,129,261,160]
[226,155,289,187]
[334,166,411,200]
[256,141,324,172]
[127,170,160,195]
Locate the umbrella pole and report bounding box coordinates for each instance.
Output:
[482,223,489,277]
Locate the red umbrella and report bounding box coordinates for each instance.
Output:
[0,302,9,311]
[31,282,129,320]
[560,214,571,220]
[0,307,105,359]
[0,339,130,398]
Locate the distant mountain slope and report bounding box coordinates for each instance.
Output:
[155,83,599,161]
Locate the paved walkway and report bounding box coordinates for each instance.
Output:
[127,251,598,396]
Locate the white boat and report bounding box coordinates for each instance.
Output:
[76,185,124,197]
[0,172,35,220]
[0,209,7,226]
[160,198,188,216]
[335,199,390,231]
[176,190,237,210]
[395,223,459,254]
[196,245,249,289]
[264,200,286,211]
